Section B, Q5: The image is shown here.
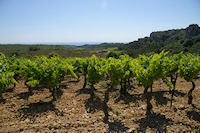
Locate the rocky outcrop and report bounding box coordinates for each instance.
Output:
[186,24,200,37]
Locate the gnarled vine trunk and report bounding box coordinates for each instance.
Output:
[83,67,87,89]
[28,86,32,94]
[150,85,153,92]
[144,87,152,115]
[89,84,95,100]
[103,86,111,122]
[50,88,56,101]
[188,80,195,105]
[170,73,178,107]
[83,73,87,89]
[120,79,127,95]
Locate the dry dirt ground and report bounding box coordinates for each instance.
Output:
[0,76,200,132]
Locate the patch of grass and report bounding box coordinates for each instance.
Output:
[6,103,14,108]
[23,100,31,106]
[99,82,109,88]
[113,108,121,116]
[107,47,118,51]
[111,90,120,98]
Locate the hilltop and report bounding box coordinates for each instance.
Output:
[119,24,200,57]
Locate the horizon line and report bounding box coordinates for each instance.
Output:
[0,41,127,46]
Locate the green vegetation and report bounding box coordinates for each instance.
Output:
[1,24,200,123]
[23,56,77,100]
[0,45,70,57]
[0,53,17,99]
[179,54,200,104]
[119,24,200,57]
[1,51,199,121]
[0,43,123,58]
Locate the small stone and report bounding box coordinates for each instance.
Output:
[127,128,136,133]
[141,105,146,110]
[131,110,135,113]
[47,114,54,119]
[178,104,185,110]
[25,118,30,123]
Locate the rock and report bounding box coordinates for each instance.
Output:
[47,114,54,119]
[184,104,191,109]
[127,128,136,133]
[25,118,30,123]
[139,105,146,110]
[178,104,185,110]
[186,24,200,37]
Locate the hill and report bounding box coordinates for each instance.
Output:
[0,43,123,57]
[119,24,200,57]
[79,43,123,49]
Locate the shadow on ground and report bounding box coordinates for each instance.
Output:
[76,88,90,96]
[173,90,186,97]
[114,92,143,105]
[0,99,6,103]
[187,110,200,122]
[84,96,103,113]
[76,88,103,96]
[18,100,63,121]
[59,84,68,89]
[133,112,173,132]
[114,89,186,107]
[151,91,170,106]
[152,90,185,106]
[67,80,80,83]
[5,87,14,92]
[104,118,129,132]
[17,92,34,100]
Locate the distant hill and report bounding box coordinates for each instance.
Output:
[119,24,200,57]
[0,43,123,57]
[79,42,123,49]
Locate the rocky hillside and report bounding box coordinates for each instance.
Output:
[119,24,200,57]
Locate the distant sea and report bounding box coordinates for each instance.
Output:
[0,42,126,46]
[36,42,103,46]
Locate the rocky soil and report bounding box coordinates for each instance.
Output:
[0,76,200,132]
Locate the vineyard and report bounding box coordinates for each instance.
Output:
[0,51,200,132]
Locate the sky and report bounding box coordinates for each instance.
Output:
[0,0,200,44]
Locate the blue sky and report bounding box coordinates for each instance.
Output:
[0,0,200,44]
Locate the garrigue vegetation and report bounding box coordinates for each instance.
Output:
[119,24,200,57]
[0,51,200,121]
